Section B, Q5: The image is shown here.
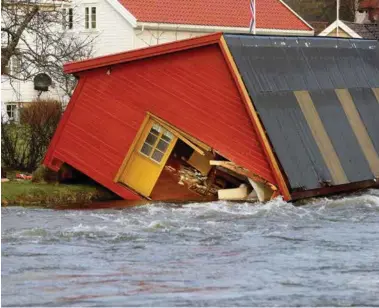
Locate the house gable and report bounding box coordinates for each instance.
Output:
[105,0,137,27]
[319,20,362,38]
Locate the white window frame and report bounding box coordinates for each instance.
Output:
[85,6,97,29]
[62,7,74,30]
[4,55,21,76]
[5,103,18,122]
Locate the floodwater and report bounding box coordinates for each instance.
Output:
[2,190,379,307]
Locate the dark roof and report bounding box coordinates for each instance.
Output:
[343,21,379,40]
[225,34,379,191]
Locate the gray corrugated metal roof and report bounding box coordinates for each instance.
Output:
[224,34,379,192]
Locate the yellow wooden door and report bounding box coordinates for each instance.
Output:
[118,121,177,197]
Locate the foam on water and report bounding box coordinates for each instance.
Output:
[2,189,379,306]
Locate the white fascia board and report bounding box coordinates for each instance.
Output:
[278,0,314,31]
[319,20,362,38]
[105,0,137,27]
[136,22,247,33]
[136,22,314,35]
[319,20,339,36]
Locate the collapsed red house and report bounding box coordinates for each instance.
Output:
[44,33,379,203]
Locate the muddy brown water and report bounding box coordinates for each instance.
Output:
[2,190,379,306]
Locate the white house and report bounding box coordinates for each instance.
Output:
[1,0,313,121]
[75,0,313,56]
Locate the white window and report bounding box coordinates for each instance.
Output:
[6,104,17,121]
[62,8,73,30]
[85,6,96,29]
[4,55,21,76]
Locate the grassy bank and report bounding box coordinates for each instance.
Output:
[1,181,117,207]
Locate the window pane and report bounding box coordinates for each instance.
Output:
[151,150,164,163]
[161,131,173,142]
[151,124,162,136]
[156,139,169,152]
[140,143,153,156]
[85,7,89,29]
[68,8,73,29]
[145,132,158,146]
[62,8,66,29]
[11,56,20,75]
[6,105,15,118]
[91,7,96,28]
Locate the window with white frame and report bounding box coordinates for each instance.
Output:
[6,103,17,121]
[85,6,96,29]
[62,8,73,30]
[4,55,21,76]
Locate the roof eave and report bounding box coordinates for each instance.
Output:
[136,21,314,35]
[64,32,223,74]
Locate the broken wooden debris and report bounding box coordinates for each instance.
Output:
[209,160,277,191]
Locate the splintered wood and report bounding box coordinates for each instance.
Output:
[178,165,219,196]
[209,160,277,191]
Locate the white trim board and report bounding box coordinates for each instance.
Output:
[318,20,362,38]
[105,0,137,27]
[278,0,314,31]
[136,22,314,35]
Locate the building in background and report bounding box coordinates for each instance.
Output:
[65,0,313,57]
[2,0,313,122]
[319,19,379,38]
[319,0,379,38]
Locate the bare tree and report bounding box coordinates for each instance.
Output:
[1,0,96,98]
[284,0,357,22]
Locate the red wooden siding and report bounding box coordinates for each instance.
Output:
[44,44,277,199]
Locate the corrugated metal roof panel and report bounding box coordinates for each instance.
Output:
[225,34,379,191]
[225,35,379,93]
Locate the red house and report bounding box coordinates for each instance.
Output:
[44,33,379,203]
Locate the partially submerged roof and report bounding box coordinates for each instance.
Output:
[118,0,313,31]
[224,34,379,191]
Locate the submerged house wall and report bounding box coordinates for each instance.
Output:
[44,42,277,200]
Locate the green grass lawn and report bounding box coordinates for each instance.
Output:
[1,181,117,207]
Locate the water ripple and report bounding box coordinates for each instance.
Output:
[2,189,379,306]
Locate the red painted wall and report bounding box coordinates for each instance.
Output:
[44,44,277,199]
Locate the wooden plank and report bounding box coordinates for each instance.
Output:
[114,114,150,182]
[43,76,87,168]
[210,160,277,191]
[155,120,205,156]
[64,33,223,74]
[218,37,289,199]
[149,113,211,152]
[335,89,379,177]
[373,88,379,104]
[187,151,213,175]
[294,90,348,185]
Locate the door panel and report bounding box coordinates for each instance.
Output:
[118,120,177,197]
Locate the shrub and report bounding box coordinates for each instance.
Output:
[32,165,59,183]
[1,99,62,172]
